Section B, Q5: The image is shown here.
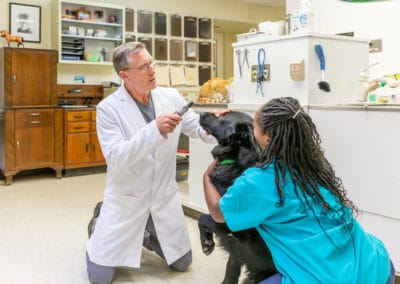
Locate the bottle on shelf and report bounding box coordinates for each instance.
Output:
[298,0,313,33]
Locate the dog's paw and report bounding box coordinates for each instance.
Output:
[202,239,215,255]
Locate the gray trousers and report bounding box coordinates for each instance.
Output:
[86,215,192,284]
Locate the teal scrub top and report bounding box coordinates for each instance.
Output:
[219,164,390,284]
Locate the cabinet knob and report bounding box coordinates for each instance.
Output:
[16,141,20,149]
[13,74,16,84]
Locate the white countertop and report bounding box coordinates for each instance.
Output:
[232,32,371,47]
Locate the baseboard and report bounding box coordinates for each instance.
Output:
[63,166,107,177]
[182,204,203,219]
[395,273,399,284]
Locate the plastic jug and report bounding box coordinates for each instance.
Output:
[298,0,313,33]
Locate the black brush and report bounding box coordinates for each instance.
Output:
[315,44,331,92]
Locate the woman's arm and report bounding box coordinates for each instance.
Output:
[203,159,226,223]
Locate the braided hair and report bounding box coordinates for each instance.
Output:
[256,97,358,216]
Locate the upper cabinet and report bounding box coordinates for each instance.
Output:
[125,9,214,88]
[0,48,58,108]
[51,0,125,65]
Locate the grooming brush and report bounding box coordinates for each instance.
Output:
[314,44,331,92]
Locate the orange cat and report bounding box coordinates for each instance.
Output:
[198,77,233,103]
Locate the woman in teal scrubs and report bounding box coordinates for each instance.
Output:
[203,97,394,284]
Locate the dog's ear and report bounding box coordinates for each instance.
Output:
[235,123,259,168]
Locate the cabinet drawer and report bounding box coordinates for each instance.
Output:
[66,111,90,122]
[15,109,54,128]
[67,122,90,133]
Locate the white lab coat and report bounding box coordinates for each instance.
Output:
[87,85,214,268]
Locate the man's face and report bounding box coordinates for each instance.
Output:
[120,49,157,92]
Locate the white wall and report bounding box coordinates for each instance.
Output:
[0,0,284,84]
[287,0,400,79]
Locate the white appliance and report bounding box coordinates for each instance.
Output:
[232,32,370,106]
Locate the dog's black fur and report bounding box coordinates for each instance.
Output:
[198,111,277,284]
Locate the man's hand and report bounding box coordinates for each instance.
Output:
[156,113,182,137]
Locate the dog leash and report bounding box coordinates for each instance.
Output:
[256,48,266,97]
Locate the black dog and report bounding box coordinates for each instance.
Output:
[198,111,277,284]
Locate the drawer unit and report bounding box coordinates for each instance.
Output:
[63,108,105,169]
[0,107,63,185]
[15,109,55,128]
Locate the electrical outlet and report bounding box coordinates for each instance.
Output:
[251,64,270,82]
[369,39,382,53]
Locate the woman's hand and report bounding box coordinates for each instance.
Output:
[203,158,225,223]
[213,109,232,117]
[204,159,218,178]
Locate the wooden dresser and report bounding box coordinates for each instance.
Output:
[63,108,105,169]
[0,47,63,185]
[56,84,105,170]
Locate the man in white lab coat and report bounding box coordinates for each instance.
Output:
[86,42,215,284]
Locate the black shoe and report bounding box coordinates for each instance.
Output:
[88,201,103,238]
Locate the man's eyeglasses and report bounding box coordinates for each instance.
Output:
[123,62,154,72]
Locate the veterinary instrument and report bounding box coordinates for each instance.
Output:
[256,48,266,96]
[242,48,249,69]
[235,49,243,77]
[175,101,194,116]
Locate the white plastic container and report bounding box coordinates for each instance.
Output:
[290,11,300,34]
[298,0,313,33]
[357,71,369,102]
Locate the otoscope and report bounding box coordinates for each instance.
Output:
[175,101,194,116]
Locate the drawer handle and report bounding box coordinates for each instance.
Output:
[73,115,83,119]
[74,126,83,130]
[30,120,40,124]
[30,113,40,116]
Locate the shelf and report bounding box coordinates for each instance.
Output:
[59,60,113,65]
[61,18,122,28]
[62,34,122,42]
[52,0,125,65]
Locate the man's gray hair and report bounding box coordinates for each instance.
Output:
[113,42,146,74]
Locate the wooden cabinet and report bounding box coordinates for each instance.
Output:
[0,48,58,107]
[0,48,62,185]
[0,108,64,185]
[63,108,105,169]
